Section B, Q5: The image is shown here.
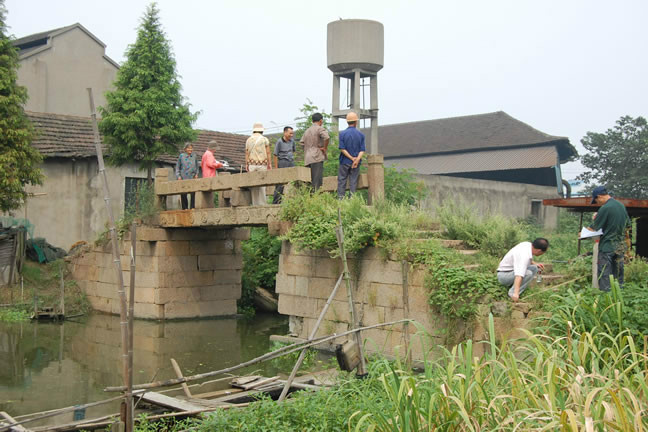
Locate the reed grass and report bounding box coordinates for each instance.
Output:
[353,281,648,431]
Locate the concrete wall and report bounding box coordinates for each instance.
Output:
[276,242,542,361]
[70,227,248,319]
[13,159,155,250]
[418,174,560,230]
[17,27,118,116]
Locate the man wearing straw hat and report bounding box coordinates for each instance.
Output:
[245,123,272,205]
[337,112,365,199]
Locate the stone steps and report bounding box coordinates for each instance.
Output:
[458,249,479,256]
[412,230,441,238]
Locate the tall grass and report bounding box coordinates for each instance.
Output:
[138,279,647,432]
[354,280,648,431]
[437,202,526,257]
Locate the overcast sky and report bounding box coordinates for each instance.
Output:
[6,0,648,180]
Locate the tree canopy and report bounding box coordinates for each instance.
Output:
[578,115,648,198]
[0,0,43,212]
[99,2,197,181]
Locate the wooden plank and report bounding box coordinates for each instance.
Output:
[239,376,279,391]
[230,376,261,387]
[158,206,281,228]
[209,384,285,404]
[155,167,312,196]
[141,392,206,412]
[191,388,244,400]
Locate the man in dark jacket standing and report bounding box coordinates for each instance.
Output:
[337,112,365,199]
[584,186,630,291]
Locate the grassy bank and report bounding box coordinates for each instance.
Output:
[0,260,90,322]
[133,283,647,431]
[131,195,647,431]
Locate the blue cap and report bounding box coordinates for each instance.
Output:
[591,186,607,204]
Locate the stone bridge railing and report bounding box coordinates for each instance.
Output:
[154,155,384,228]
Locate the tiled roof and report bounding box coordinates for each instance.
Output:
[363,111,577,164]
[26,111,247,167]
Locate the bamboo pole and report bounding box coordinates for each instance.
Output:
[87,88,131,432]
[127,222,136,432]
[104,319,410,393]
[170,358,192,398]
[592,241,599,290]
[335,208,367,376]
[278,274,344,402]
[59,264,65,317]
[577,212,584,255]
[401,260,411,368]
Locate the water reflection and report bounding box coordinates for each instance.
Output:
[0,313,288,419]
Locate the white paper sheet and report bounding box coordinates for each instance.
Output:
[580,227,603,239]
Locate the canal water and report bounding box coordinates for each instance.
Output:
[0,312,288,425]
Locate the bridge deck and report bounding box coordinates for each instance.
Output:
[158,206,282,228]
[154,154,384,229]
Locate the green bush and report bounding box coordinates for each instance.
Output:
[383,165,428,207]
[625,256,648,284]
[0,307,29,322]
[239,227,282,316]
[280,189,413,258]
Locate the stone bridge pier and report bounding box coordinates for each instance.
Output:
[70,226,249,319]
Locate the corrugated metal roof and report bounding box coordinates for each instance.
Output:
[361,111,576,163]
[385,145,558,175]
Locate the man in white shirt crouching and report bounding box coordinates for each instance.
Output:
[497,238,549,302]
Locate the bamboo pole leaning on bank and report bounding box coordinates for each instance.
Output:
[87,88,132,432]
[336,208,367,376]
[401,260,411,368]
[104,319,410,393]
[278,274,345,402]
[127,223,136,432]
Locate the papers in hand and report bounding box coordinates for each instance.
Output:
[580,227,603,239]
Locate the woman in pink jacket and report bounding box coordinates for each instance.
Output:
[201,140,223,177]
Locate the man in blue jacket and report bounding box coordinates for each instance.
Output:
[337,112,365,199]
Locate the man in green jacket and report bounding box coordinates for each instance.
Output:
[585,186,630,291]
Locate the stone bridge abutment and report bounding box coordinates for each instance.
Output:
[71,227,249,319]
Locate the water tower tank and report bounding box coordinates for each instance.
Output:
[327,19,384,73]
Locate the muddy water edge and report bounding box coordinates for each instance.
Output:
[0,312,288,428]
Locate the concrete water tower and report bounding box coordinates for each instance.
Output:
[327,19,384,154]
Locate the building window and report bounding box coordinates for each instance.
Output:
[124,177,147,213]
[530,199,543,223]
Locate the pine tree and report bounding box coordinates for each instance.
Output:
[99,3,197,182]
[0,0,43,212]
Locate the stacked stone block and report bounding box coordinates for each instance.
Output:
[70,227,249,319]
[276,241,541,362]
[276,241,443,361]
